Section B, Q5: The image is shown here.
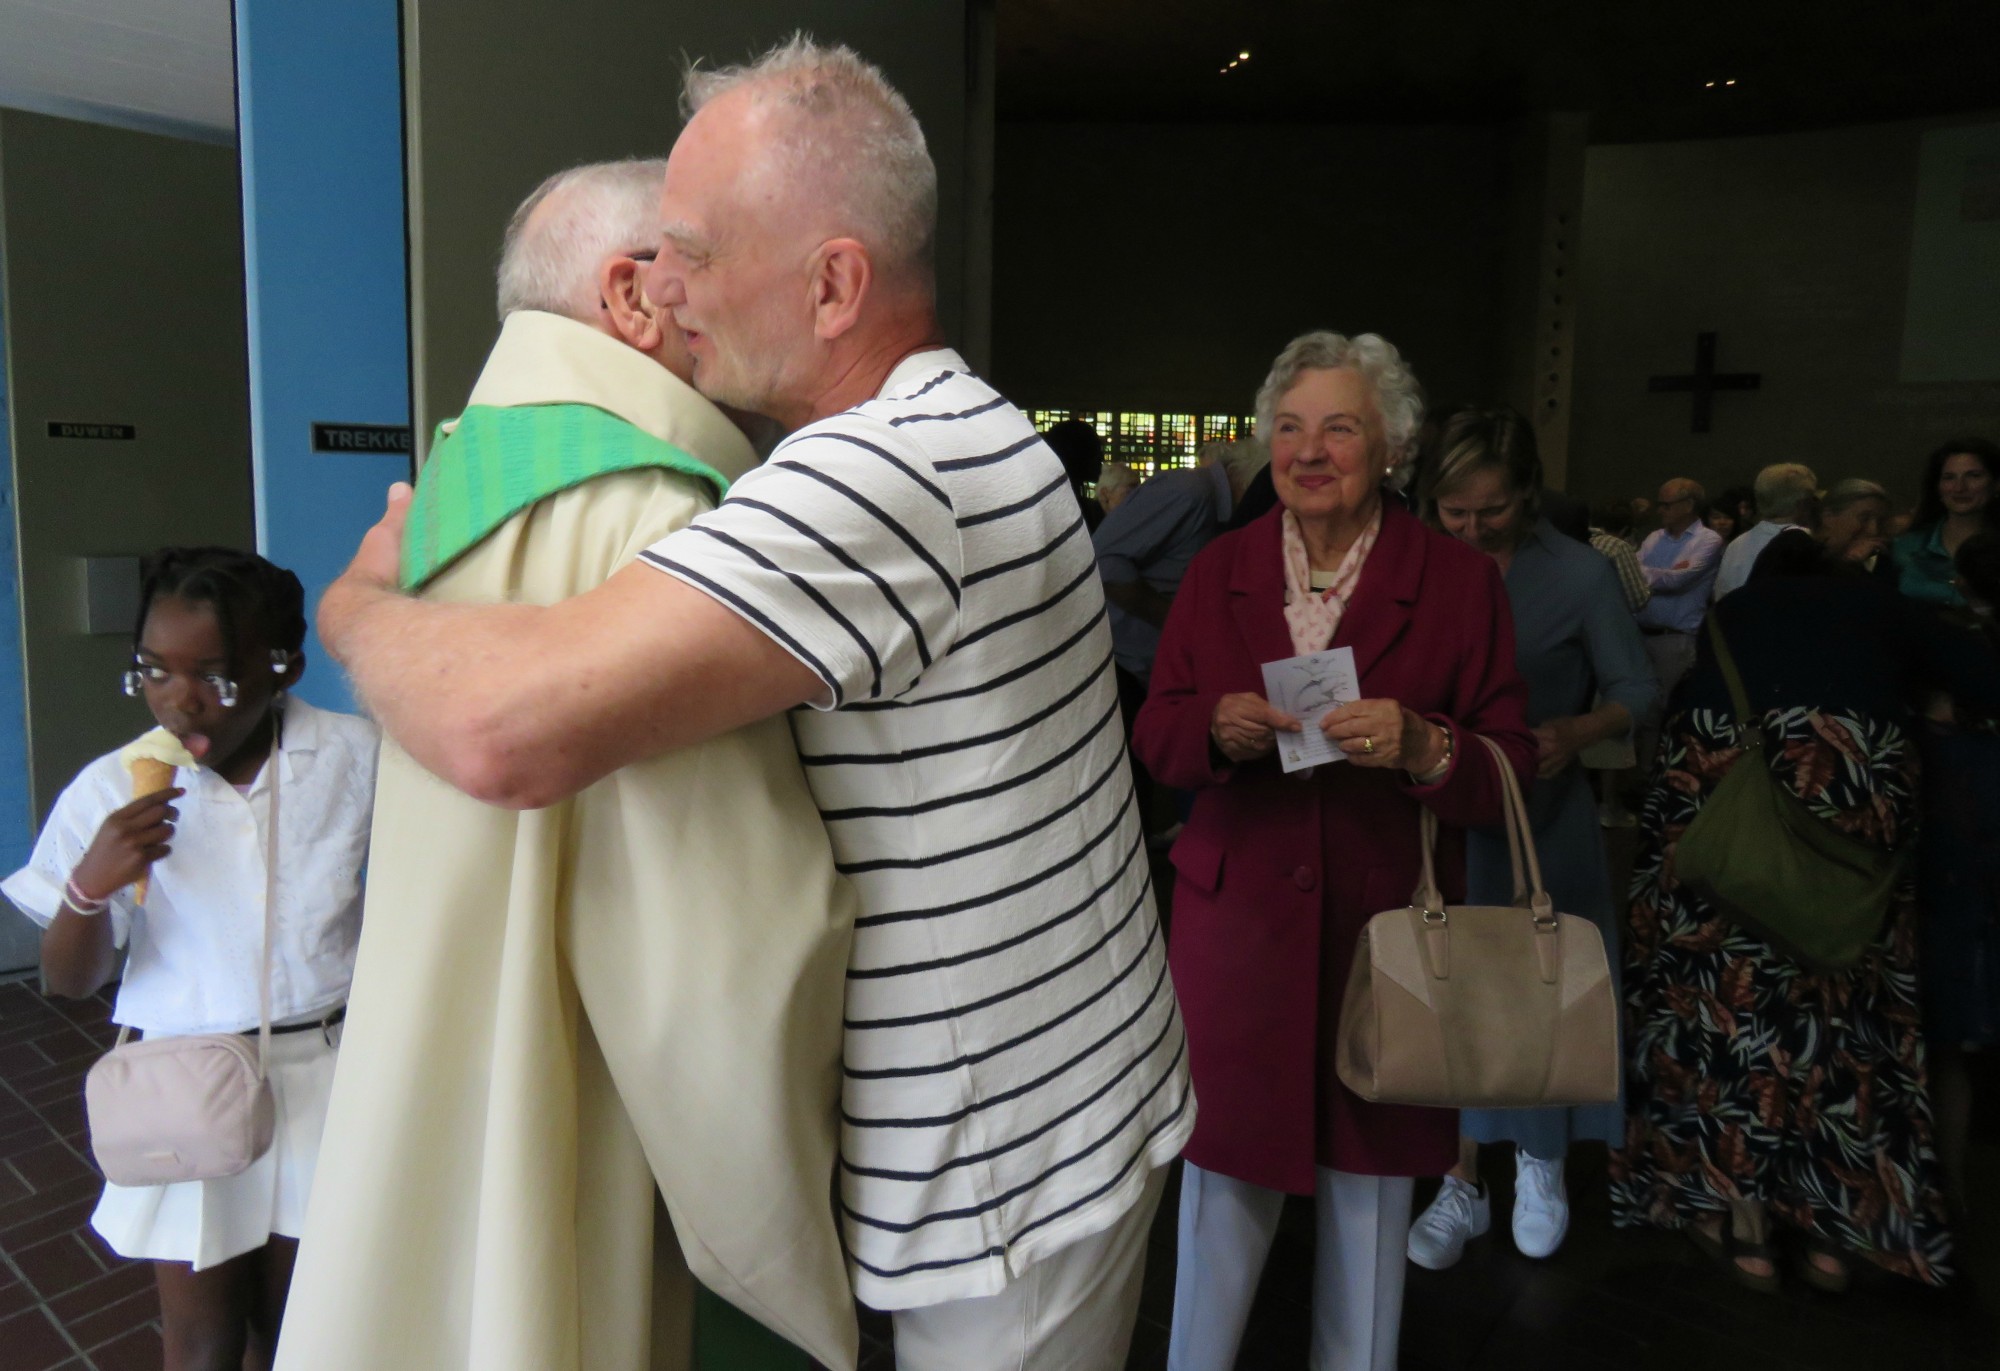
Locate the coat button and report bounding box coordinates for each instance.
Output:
[1293,866,1316,891]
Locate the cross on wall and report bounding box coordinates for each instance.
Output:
[1647,332,1762,433]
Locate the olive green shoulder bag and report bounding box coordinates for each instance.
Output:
[1673,616,1902,972]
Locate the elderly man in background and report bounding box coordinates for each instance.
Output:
[278,161,857,1371]
[1633,476,1723,772]
[1096,439,1267,688]
[1095,460,1141,514]
[318,39,1191,1371]
[1713,461,1819,600]
[1095,437,1268,830]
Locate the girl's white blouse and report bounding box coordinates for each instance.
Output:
[3,700,379,1035]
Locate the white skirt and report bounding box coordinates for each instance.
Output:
[92,1023,341,1271]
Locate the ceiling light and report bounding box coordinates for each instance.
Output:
[1705,80,1716,87]
[1725,78,1737,85]
[1239,51,1251,60]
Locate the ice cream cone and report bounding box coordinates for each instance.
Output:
[124,754,182,905]
[117,730,195,906]
[130,755,176,799]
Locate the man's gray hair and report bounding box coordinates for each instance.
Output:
[1095,462,1140,500]
[495,159,667,322]
[1754,462,1819,520]
[1660,477,1707,509]
[1254,331,1424,454]
[1822,477,1888,516]
[1201,437,1269,492]
[682,33,936,278]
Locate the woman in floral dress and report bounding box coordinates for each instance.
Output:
[1612,531,2000,1291]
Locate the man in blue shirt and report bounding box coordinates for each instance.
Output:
[1094,440,1265,829]
[1094,441,1265,685]
[1634,477,1724,771]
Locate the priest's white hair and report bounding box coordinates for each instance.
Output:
[682,33,936,282]
[496,159,668,322]
[1254,331,1425,455]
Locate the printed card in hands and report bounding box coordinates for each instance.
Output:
[1260,646,1361,774]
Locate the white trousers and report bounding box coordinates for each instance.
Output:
[1168,1163,1414,1371]
[890,1166,1167,1371]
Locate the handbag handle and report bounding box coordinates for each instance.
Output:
[1411,731,1552,922]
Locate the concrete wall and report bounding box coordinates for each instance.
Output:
[988,119,1510,418]
[1570,114,2000,508]
[404,0,984,442]
[0,110,253,824]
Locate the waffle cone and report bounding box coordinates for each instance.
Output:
[128,757,177,905]
[130,756,177,798]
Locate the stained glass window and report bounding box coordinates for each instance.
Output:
[1028,407,1257,480]
[1158,414,1197,470]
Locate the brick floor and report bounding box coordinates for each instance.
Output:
[4,896,1996,1371]
[0,978,158,1371]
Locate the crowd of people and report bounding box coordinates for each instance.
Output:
[1072,374,1999,1361]
[1,33,1994,1371]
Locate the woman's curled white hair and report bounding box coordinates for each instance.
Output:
[1254,331,1424,456]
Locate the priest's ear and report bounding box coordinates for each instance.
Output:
[598,254,664,353]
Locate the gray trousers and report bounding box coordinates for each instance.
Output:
[1168,1163,1414,1371]
[1638,630,1698,772]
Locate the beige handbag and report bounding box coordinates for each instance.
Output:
[84,729,281,1187]
[1335,733,1620,1109]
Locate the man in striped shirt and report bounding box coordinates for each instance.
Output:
[320,35,1192,1370]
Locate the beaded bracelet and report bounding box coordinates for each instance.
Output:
[63,876,109,915]
[1408,723,1454,784]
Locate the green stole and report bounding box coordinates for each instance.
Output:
[400,402,730,591]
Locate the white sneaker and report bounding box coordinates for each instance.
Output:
[1407,1174,1490,1270]
[1512,1151,1569,1258]
[1597,799,1638,829]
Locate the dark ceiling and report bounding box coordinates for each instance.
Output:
[996,0,2000,141]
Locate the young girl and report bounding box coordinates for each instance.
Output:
[1,548,377,1371]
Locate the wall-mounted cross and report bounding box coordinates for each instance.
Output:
[1647,332,1761,433]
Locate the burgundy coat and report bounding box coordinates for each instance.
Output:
[1133,502,1534,1193]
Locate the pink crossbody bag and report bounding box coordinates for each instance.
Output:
[83,732,280,1187]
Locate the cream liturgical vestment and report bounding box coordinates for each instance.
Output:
[276,312,858,1371]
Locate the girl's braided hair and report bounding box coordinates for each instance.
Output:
[134,547,307,661]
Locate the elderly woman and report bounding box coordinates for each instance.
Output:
[1815,478,1890,561]
[1133,333,1534,1371]
[1404,406,1657,1269]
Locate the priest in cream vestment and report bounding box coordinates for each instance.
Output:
[277,164,857,1371]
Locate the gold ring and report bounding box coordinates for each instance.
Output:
[1362,736,1376,754]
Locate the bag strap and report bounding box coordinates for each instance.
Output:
[254,712,280,1076]
[1412,733,1553,922]
[1704,614,1760,751]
